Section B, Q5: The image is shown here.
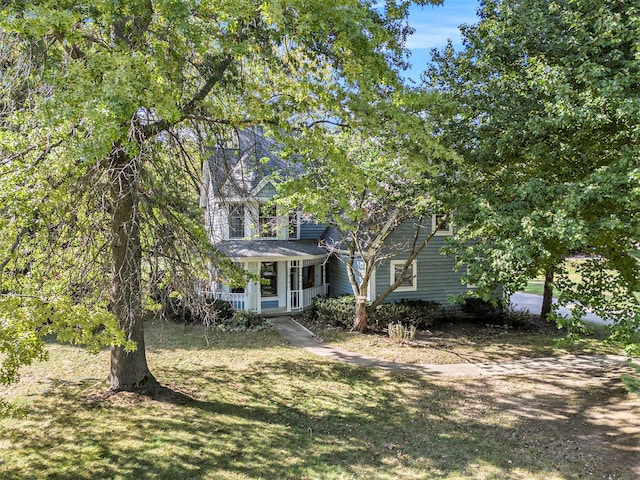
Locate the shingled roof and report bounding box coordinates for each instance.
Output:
[205,128,300,198]
[216,240,327,259]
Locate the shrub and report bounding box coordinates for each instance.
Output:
[371,300,440,332]
[217,310,270,331]
[461,297,532,329]
[309,296,355,329]
[500,305,533,329]
[204,298,235,322]
[162,297,235,325]
[461,297,504,322]
[387,322,416,344]
[308,297,440,332]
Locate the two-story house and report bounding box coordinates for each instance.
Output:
[200,128,469,315]
[199,129,329,314]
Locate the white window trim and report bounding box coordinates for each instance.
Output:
[390,260,417,292]
[258,203,278,239]
[228,203,246,239]
[288,212,300,240]
[432,214,453,236]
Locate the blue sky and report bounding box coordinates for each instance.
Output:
[402,0,481,83]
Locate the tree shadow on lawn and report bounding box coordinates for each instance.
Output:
[2,358,639,480]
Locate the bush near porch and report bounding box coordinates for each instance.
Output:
[306,296,441,332]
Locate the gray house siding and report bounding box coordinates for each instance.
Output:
[374,242,466,305]
[299,221,327,240]
[256,183,277,199]
[323,219,467,306]
[327,255,353,297]
[374,219,466,306]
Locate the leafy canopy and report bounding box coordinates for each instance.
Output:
[1,0,434,388]
[425,0,640,352]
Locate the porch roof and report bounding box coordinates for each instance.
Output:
[216,240,328,260]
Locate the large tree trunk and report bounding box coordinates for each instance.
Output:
[108,149,158,392]
[352,296,369,333]
[540,268,554,320]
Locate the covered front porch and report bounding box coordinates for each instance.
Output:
[205,240,329,314]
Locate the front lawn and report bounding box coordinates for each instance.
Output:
[298,313,622,365]
[1,320,638,479]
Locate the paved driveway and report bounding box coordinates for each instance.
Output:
[510,292,609,326]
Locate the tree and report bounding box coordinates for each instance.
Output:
[0,0,431,392]
[277,130,449,332]
[424,0,640,352]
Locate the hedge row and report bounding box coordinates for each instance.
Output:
[308,296,441,332]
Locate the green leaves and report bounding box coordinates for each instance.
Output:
[426,0,640,351]
[2,0,432,387]
[0,297,48,386]
[0,295,129,386]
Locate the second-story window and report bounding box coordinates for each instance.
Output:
[288,213,299,239]
[432,213,453,236]
[259,204,277,238]
[229,204,245,239]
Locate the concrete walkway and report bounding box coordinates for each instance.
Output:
[269,316,630,378]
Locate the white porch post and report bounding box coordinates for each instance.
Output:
[286,260,291,312]
[288,260,302,312]
[246,261,261,313]
[298,261,303,309]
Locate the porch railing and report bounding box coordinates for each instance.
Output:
[204,291,246,310]
[203,284,328,312]
[301,284,328,308]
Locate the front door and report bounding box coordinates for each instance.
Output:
[260,261,283,310]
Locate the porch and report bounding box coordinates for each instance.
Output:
[205,284,328,314]
[204,239,330,314]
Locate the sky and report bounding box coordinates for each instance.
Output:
[402,0,481,83]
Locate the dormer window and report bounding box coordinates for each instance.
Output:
[288,213,299,239]
[229,204,245,239]
[259,204,277,238]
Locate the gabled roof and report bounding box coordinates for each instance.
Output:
[205,128,300,199]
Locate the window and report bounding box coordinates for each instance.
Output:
[288,213,299,239]
[228,204,245,239]
[261,262,278,297]
[390,260,417,291]
[432,213,453,236]
[259,204,277,238]
[302,265,315,289]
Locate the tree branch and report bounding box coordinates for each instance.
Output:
[52,29,85,60]
[141,54,234,140]
[370,215,440,310]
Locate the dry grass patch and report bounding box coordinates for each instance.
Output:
[305,317,622,365]
[1,319,638,480]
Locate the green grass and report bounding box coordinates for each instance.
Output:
[1,319,639,480]
[521,258,585,296]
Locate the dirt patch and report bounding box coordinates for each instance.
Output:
[444,367,640,479]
